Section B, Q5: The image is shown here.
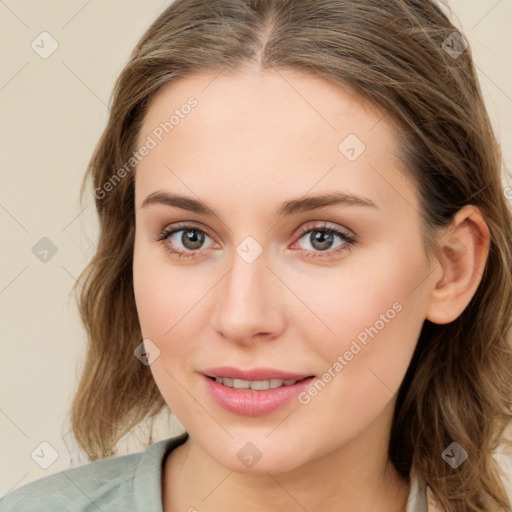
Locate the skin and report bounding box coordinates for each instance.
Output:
[132,66,490,512]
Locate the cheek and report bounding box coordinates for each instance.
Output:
[132,239,202,413]
[302,302,422,447]
[303,238,424,356]
[292,235,428,360]
[133,236,198,340]
[132,252,169,338]
[294,237,428,433]
[132,236,217,386]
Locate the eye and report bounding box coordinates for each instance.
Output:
[155,222,216,258]
[292,222,356,258]
[155,221,356,259]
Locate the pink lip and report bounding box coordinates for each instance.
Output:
[201,373,316,416]
[201,366,314,381]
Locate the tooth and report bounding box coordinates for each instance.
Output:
[215,376,301,389]
[232,379,250,389]
[249,380,270,390]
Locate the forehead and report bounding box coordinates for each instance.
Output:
[139,66,388,144]
[134,67,414,216]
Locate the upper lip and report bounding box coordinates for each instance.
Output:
[201,366,315,381]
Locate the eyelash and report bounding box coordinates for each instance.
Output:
[154,221,357,260]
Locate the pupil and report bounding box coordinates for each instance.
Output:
[312,231,333,250]
[183,230,204,249]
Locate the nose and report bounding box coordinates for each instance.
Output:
[213,248,286,345]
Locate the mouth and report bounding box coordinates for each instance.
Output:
[202,372,317,416]
[200,366,317,415]
[200,366,316,416]
[205,375,313,391]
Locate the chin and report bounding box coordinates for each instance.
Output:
[202,434,311,475]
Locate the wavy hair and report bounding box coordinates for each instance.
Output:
[69,1,512,510]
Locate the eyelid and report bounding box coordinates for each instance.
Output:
[155,220,356,258]
[290,221,356,255]
[154,221,214,242]
[293,221,356,241]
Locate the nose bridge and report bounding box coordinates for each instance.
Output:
[214,243,283,342]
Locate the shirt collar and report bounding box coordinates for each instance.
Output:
[133,433,435,512]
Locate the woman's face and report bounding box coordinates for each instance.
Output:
[132,67,435,473]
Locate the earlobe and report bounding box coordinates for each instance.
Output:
[426,205,490,325]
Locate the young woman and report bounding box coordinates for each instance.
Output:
[2,1,512,511]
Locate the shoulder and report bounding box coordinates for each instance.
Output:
[0,432,189,512]
[426,487,445,511]
[407,473,445,512]
[0,451,141,512]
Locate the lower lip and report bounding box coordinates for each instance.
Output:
[202,374,315,416]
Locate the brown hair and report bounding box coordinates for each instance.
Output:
[69,1,512,510]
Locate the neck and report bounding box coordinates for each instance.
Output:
[162,411,410,512]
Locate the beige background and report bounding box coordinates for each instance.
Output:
[1,0,511,496]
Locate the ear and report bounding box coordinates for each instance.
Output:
[426,205,490,325]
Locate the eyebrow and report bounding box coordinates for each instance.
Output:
[140,190,379,216]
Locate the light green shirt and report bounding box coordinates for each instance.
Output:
[1,431,430,511]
